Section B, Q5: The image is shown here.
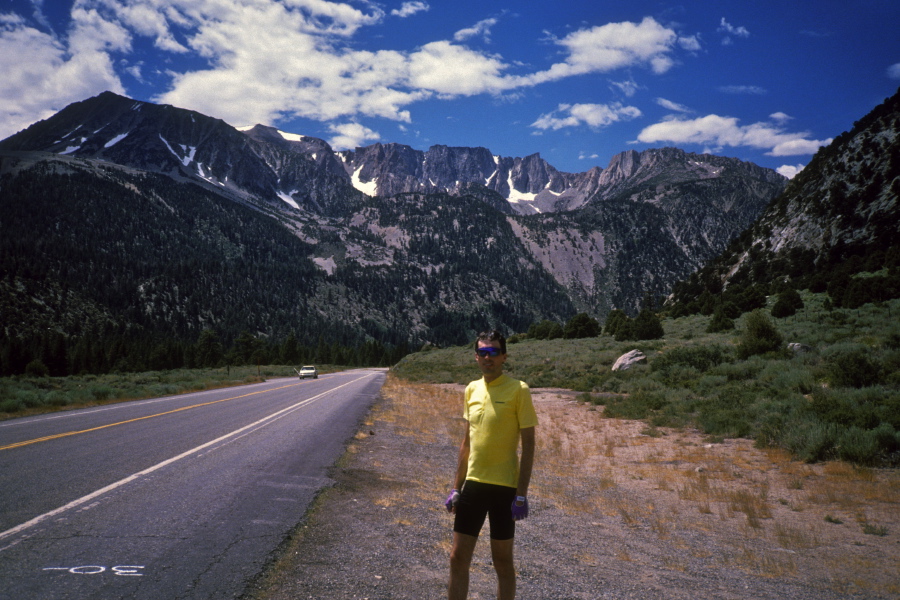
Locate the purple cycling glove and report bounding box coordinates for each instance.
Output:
[445,489,460,513]
[511,496,529,521]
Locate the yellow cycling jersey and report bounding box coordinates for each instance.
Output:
[464,373,538,489]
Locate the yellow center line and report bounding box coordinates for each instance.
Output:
[0,381,304,451]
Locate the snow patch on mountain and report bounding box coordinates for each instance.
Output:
[277,191,300,209]
[351,165,377,195]
[277,130,308,143]
[59,143,83,155]
[104,133,128,148]
[159,135,196,166]
[506,173,540,212]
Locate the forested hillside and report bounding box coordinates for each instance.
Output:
[0,155,574,375]
[0,158,371,374]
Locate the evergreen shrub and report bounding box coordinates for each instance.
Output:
[602,389,668,420]
[635,309,665,340]
[784,420,841,463]
[25,359,49,378]
[809,387,859,426]
[528,320,564,340]
[46,391,70,407]
[89,385,115,401]
[754,405,791,449]
[706,308,735,332]
[710,356,767,381]
[0,398,25,413]
[696,385,757,438]
[823,344,882,388]
[836,426,882,465]
[603,309,628,336]
[655,364,701,387]
[758,361,815,395]
[653,345,729,373]
[564,313,601,339]
[737,310,784,359]
[696,374,729,395]
[771,288,805,318]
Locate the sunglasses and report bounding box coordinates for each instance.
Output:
[476,347,502,358]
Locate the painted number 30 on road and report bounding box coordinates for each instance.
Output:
[44,565,145,576]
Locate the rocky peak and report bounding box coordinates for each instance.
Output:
[599,149,641,184]
[422,144,496,183]
[508,153,566,194]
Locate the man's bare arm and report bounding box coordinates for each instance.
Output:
[453,426,471,492]
[517,426,535,497]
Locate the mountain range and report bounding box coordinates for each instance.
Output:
[0,89,826,370]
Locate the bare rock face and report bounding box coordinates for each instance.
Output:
[611,349,647,371]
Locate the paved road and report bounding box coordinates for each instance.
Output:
[0,369,386,600]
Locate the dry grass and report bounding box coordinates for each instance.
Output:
[398,378,900,596]
[250,374,900,600]
[536,389,898,596]
[412,376,900,598]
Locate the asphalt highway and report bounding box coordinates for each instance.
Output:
[0,369,386,599]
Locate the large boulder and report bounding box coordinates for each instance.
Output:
[788,342,813,354]
[611,349,646,371]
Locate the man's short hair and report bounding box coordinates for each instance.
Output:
[475,329,507,354]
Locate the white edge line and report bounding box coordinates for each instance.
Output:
[0,373,375,547]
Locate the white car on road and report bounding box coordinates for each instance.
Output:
[298,365,318,379]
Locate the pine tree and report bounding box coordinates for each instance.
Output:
[564,313,601,339]
[633,308,664,340]
[604,309,628,336]
[196,329,224,368]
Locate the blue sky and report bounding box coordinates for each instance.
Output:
[2,1,899,178]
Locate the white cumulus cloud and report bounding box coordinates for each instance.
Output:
[524,17,679,85]
[391,2,429,18]
[656,98,691,112]
[0,3,692,141]
[769,111,792,124]
[636,114,832,156]
[407,41,511,95]
[717,17,749,45]
[610,78,641,97]
[454,18,498,42]
[327,122,380,149]
[888,62,900,79]
[0,12,126,139]
[678,34,702,52]
[531,103,642,131]
[777,164,805,179]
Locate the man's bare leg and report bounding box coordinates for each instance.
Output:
[491,537,516,600]
[449,532,478,600]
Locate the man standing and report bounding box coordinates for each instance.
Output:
[446,330,537,600]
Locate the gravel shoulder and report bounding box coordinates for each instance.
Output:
[244,378,900,600]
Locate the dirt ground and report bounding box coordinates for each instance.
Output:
[245,378,900,600]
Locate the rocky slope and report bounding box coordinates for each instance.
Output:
[670,86,900,306]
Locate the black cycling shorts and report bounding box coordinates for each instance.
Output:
[453,480,516,540]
